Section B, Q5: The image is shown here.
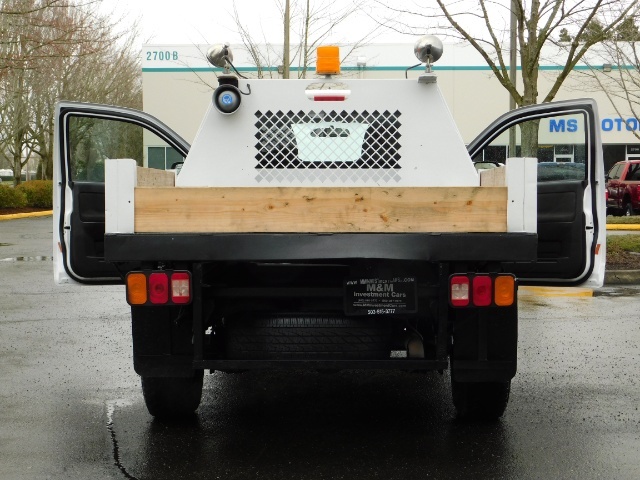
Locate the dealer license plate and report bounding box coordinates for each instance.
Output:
[344,277,417,316]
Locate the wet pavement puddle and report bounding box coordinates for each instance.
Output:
[106,400,139,480]
[0,256,53,262]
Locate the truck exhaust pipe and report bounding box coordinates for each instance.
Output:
[405,333,425,359]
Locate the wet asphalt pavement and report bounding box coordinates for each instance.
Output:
[1,217,639,479]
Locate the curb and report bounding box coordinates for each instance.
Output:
[519,286,593,297]
[604,269,640,285]
[0,210,53,221]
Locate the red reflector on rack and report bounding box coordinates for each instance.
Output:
[313,95,345,101]
[472,275,492,307]
[171,272,191,304]
[450,276,470,307]
[149,273,169,304]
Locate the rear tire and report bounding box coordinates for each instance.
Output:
[451,379,510,420]
[141,371,204,419]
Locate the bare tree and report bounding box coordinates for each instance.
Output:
[381,0,640,155]
[231,4,280,78]
[0,0,62,182]
[0,0,141,183]
[0,0,73,74]
[575,18,640,141]
[230,0,380,79]
[31,10,141,179]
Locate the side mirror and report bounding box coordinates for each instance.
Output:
[170,161,184,174]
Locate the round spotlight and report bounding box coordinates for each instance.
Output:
[414,35,444,64]
[213,85,241,114]
[207,43,233,69]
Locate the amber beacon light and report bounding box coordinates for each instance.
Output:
[316,46,340,76]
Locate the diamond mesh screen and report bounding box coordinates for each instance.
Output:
[254,110,402,184]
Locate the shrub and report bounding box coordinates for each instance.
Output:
[607,215,640,224]
[15,180,53,208]
[606,234,640,269]
[0,184,27,208]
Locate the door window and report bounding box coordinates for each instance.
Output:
[627,163,640,181]
[473,112,588,182]
[67,116,184,183]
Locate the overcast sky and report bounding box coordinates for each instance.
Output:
[100,0,421,46]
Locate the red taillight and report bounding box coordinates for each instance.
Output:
[171,272,191,304]
[125,270,192,306]
[450,274,516,308]
[472,275,492,307]
[450,276,470,307]
[149,273,169,304]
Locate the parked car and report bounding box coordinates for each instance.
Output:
[606,160,640,216]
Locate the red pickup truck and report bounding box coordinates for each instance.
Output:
[606,160,640,216]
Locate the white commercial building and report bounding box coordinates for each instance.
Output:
[142,42,640,172]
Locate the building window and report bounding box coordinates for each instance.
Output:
[537,145,554,163]
[472,145,507,163]
[148,146,184,170]
[603,145,625,172]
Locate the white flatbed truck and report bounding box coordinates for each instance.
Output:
[53,39,605,419]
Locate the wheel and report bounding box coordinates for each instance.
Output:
[624,202,634,216]
[141,371,204,418]
[451,379,510,420]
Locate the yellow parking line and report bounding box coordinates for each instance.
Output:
[519,286,593,297]
[607,224,640,230]
[0,211,53,221]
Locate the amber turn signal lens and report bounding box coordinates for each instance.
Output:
[126,272,147,305]
[494,275,515,306]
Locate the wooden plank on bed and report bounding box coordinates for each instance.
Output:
[134,186,508,233]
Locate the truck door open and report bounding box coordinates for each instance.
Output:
[468,99,605,287]
[53,102,189,284]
